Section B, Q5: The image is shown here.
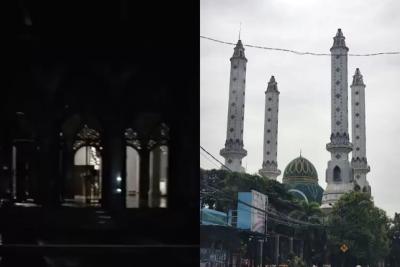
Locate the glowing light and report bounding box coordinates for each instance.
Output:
[116,188,122,193]
[116,176,122,182]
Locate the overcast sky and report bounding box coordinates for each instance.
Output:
[200,0,400,218]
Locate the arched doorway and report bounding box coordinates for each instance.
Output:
[148,123,169,208]
[64,124,102,207]
[125,128,141,208]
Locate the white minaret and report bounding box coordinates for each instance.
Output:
[350,68,371,195]
[322,29,354,208]
[220,39,247,172]
[259,76,281,180]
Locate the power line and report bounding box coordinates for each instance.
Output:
[200,145,232,171]
[200,35,400,57]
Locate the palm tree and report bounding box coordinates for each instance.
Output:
[288,201,325,266]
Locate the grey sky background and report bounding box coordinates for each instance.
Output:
[200,0,400,218]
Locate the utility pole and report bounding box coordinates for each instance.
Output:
[259,196,269,267]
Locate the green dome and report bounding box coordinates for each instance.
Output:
[283,155,318,184]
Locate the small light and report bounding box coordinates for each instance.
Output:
[116,188,122,193]
[116,176,122,182]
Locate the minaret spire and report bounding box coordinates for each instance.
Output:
[259,75,281,180]
[220,38,248,172]
[322,29,354,209]
[351,68,371,195]
[239,22,242,40]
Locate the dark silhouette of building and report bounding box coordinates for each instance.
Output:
[0,1,199,266]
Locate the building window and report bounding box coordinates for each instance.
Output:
[333,166,341,182]
[149,145,169,208]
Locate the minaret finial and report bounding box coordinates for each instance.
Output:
[300,149,302,157]
[239,22,242,40]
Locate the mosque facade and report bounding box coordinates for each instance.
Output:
[220,29,371,207]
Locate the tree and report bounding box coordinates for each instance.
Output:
[326,192,390,266]
[387,212,400,266]
[288,201,326,266]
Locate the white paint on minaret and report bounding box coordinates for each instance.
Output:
[321,29,354,209]
[350,68,371,195]
[220,40,247,172]
[259,76,281,180]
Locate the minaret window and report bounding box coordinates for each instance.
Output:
[335,154,341,159]
[233,65,237,69]
[268,98,272,101]
[336,107,340,112]
[231,102,236,106]
[336,121,341,125]
[336,81,340,85]
[243,92,245,96]
[228,159,232,164]
[356,147,360,151]
[356,124,359,128]
[267,129,271,133]
[336,68,340,72]
[229,128,234,132]
[231,115,235,119]
[243,79,246,83]
[233,77,237,81]
[232,90,236,94]
[355,113,359,117]
[333,166,341,182]
[267,108,271,111]
[267,118,271,122]
[336,55,340,59]
[356,136,360,139]
[355,91,359,95]
[335,94,341,98]
[266,140,270,144]
[266,152,270,155]
[355,102,359,106]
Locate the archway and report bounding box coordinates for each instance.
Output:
[333,166,341,182]
[149,144,168,208]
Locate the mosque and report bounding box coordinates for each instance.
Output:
[219,29,371,207]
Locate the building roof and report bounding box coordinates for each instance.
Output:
[283,155,318,184]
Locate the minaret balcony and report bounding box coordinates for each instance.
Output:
[220,147,247,158]
[326,142,352,153]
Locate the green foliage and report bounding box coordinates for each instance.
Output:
[327,192,390,265]
[387,212,400,265]
[200,168,294,212]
